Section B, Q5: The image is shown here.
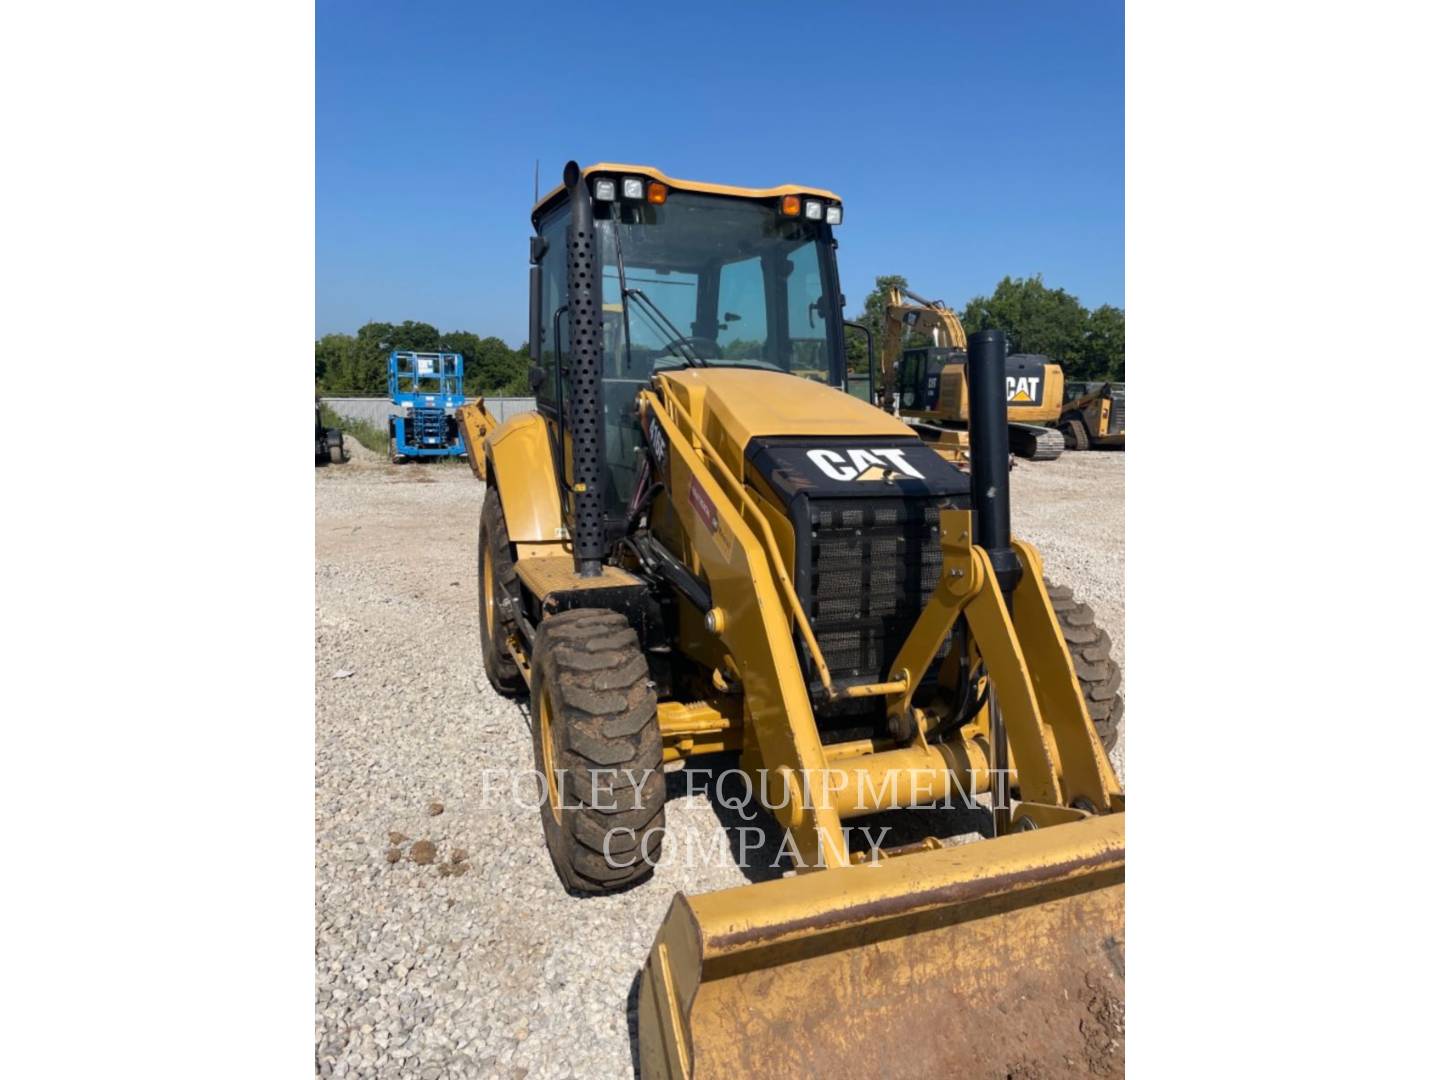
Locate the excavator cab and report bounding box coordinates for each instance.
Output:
[895,344,962,411]
[879,287,1068,460]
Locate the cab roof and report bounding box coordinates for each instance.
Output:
[531,162,842,223]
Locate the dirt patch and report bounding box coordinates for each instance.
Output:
[1081,972,1125,1075]
[335,429,386,466]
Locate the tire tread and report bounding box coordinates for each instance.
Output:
[531,609,664,893]
[1045,578,1123,752]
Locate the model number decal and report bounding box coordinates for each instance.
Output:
[688,475,733,558]
[688,476,720,533]
[806,448,925,483]
[645,412,667,468]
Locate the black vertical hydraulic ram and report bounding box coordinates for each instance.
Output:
[967,329,1020,595]
[563,161,607,578]
[967,329,1019,834]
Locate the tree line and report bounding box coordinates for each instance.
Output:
[316,275,1123,399]
[848,274,1125,383]
[315,320,530,398]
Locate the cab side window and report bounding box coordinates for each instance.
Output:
[783,243,830,378]
[535,209,570,409]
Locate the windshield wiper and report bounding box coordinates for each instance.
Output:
[705,357,783,372]
[624,288,705,367]
[604,213,702,370]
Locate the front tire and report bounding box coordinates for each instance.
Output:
[1047,580,1123,752]
[478,487,525,695]
[530,608,665,894]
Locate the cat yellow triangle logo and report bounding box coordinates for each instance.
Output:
[1006,375,1041,403]
[854,464,892,482]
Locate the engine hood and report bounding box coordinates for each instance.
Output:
[655,368,914,445]
[745,435,970,502]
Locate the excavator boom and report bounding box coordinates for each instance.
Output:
[878,282,1067,460]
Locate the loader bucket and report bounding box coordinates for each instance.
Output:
[637,813,1124,1079]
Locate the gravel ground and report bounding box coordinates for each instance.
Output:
[315,442,1125,1079]
[1010,451,1126,782]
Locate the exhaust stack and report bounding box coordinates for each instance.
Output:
[966,329,1020,595]
[967,328,1020,833]
[563,161,607,578]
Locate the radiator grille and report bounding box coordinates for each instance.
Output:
[1110,395,1125,434]
[804,498,951,688]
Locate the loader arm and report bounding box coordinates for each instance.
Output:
[638,387,849,869]
[456,399,497,482]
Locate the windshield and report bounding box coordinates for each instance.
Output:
[596,191,842,384]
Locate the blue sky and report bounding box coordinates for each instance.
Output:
[317,1,1123,342]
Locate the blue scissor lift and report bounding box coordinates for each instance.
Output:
[387,351,467,461]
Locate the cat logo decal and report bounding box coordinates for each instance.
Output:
[806,448,925,483]
[1007,376,1040,403]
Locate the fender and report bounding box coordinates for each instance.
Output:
[485,412,564,544]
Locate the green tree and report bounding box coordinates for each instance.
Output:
[1076,304,1125,382]
[386,320,442,351]
[844,272,1125,388]
[437,330,485,394]
[462,335,529,395]
[861,274,909,331]
[960,275,1088,363]
[316,321,532,398]
[847,273,920,373]
[315,333,350,386]
[315,331,382,395]
[345,323,400,394]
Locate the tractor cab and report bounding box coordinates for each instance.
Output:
[528,165,863,523]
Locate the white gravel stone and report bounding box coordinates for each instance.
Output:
[316,447,1124,1078]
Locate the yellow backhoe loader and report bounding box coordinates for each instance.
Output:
[458,162,1125,1078]
[880,286,1068,460]
[1062,379,1127,450]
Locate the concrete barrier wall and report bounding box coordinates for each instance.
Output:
[321,397,538,430]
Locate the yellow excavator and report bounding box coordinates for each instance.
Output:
[881,286,1067,460]
[459,162,1124,1078]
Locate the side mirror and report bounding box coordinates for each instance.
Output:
[528,364,548,392]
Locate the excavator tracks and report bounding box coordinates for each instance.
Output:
[1009,422,1066,461]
